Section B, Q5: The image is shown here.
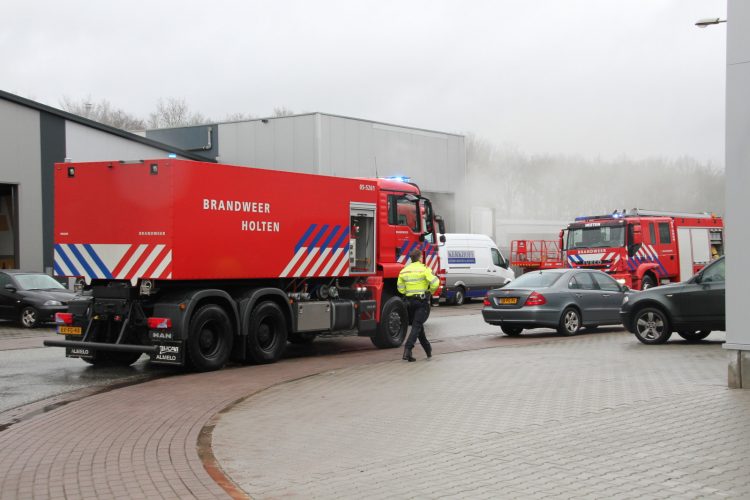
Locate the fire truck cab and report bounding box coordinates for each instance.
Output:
[561,209,724,290]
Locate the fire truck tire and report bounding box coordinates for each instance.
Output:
[186,304,234,372]
[677,330,711,342]
[632,307,672,344]
[82,350,142,367]
[557,307,581,336]
[641,275,657,290]
[501,326,522,336]
[246,301,288,363]
[371,296,408,348]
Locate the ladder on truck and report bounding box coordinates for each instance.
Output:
[510,240,563,272]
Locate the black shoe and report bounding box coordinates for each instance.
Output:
[424,345,432,359]
[402,348,416,362]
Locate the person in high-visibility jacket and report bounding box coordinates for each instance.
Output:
[397,248,440,362]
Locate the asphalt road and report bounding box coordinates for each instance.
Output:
[0,302,623,416]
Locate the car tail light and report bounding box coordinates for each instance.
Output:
[524,291,547,307]
[483,295,491,306]
[55,312,74,325]
[147,317,172,329]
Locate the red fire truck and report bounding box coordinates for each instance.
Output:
[511,209,724,290]
[564,209,723,289]
[44,159,445,371]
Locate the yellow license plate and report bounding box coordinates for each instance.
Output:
[58,326,82,335]
[499,297,518,305]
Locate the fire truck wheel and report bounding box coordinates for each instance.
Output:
[557,307,581,336]
[501,326,522,336]
[677,330,711,342]
[371,296,408,348]
[633,307,672,344]
[186,304,234,372]
[246,301,288,363]
[641,275,657,290]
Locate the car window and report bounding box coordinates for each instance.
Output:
[701,258,725,283]
[14,273,66,290]
[491,248,503,267]
[649,223,657,244]
[510,272,562,288]
[0,273,11,288]
[571,272,597,290]
[591,272,621,291]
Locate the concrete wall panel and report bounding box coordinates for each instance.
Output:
[0,100,43,271]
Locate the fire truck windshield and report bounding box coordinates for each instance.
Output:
[567,225,625,250]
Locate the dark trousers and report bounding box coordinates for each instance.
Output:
[405,297,431,352]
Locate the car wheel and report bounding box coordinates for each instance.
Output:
[677,330,711,342]
[453,287,466,306]
[186,304,234,371]
[641,275,657,290]
[246,301,288,363]
[371,296,408,348]
[20,306,39,328]
[633,307,672,344]
[501,326,522,336]
[557,308,581,336]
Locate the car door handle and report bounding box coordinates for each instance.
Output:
[602,294,610,298]
[575,293,582,298]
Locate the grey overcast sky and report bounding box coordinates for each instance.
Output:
[3,0,727,164]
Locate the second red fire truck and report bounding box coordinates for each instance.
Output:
[511,209,724,290]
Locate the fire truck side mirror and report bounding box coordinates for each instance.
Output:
[439,234,446,244]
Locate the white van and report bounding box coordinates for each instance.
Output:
[438,234,515,305]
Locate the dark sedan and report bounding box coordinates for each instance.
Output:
[620,256,725,344]
[0,271,76,328]
[482,268,629,336]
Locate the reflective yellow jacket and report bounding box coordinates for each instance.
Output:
[397,261,439,297]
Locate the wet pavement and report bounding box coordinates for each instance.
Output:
[1,305,743,499]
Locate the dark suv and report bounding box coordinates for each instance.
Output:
[620,256,725,344]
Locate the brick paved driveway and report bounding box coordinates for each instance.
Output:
[213,331,750,499]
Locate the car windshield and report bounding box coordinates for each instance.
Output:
[567,224,625,249]
[14,274,65,290]
[507,272,562,288]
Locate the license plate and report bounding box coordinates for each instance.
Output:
[58,326,82,335]
[499,297,518,305]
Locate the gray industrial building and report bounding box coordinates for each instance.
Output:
[143,113,467,234]
[725,0,749,388]
[0,90,206,274]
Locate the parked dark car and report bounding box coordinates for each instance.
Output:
[620,256,725,344]
[482,268,629,336]
[0,271,76,328]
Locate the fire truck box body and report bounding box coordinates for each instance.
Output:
[47,159,442,370]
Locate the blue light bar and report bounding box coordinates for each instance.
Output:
[383,175,412,183]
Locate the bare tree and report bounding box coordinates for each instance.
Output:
[60,96,146,130]
[272,106,294,117]
[147,98,211,128]
[224,112,256,122]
